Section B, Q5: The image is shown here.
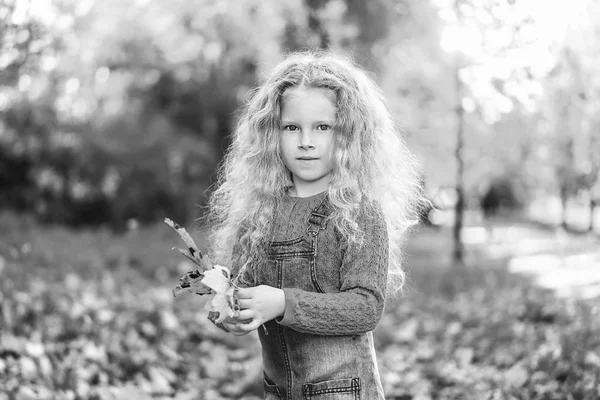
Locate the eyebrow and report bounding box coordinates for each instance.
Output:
[281,120,335,125]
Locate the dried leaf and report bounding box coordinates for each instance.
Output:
[164,218,200,255]
[24,341,44,358]
[172,270,212,297]
[504,364,529,388]
[201,266,231,294]
[160,310,180,331]
[454,347,474,367]
[204,292,235,324]
[164,218,212,271]
[174,247,204,267]
[199,343,229,380]
[15,387,37,400]
[166,218,239,323]
[585,351,600,367]
[148,366,175,394]
[19,357,37,380]
[202,269,236,324]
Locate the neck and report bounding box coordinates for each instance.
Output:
[288,185,328,198]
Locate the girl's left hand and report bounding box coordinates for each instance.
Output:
[219,316,253,336]
[234,285,286,332]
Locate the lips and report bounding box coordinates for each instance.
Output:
[297,157,318,160]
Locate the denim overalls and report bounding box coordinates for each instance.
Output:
[257,195,386,400]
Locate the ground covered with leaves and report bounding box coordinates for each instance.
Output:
[0,212,599,400]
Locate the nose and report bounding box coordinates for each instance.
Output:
[298,130,314,150]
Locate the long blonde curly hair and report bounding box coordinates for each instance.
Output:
[202,50,425,296]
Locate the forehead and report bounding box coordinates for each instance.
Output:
[280,86,336,119]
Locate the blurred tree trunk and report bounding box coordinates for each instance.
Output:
[586,138,600,232]
[559,132,575,230]
[588,197,596,233]
[587,168,599,233]
[452,81,466,265]
[452,0,465,266]
[559,185,569,230]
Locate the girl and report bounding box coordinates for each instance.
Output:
[203,50,424,399]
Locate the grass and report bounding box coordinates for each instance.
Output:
[0,212,599,399]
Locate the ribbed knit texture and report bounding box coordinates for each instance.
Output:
[272,190,390,336]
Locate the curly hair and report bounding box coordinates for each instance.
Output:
[202,49,425,296]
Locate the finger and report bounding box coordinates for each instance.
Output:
[213,322,231,333]
[236,287,254,299]
[237,299,252,309]
[238,319,262,332]
[221,322,237,331]
[236,309,254,320]
[230,330,250,336]
[224,315,252,323]
[222,321,246,331]
[222,321,252,336]
[221,316,239,324]
[231,318,253,324]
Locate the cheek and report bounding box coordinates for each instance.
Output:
[278,136,294,161]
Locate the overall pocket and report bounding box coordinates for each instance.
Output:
[263,377,283,400]
[302,377,360,400]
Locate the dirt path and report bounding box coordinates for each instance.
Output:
[462,223,600,302]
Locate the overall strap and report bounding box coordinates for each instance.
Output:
[306,195,333,236]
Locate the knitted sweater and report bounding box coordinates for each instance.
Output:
[269,191,390,336]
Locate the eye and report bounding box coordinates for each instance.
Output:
[283,125,299,131]
[316,124,331,131]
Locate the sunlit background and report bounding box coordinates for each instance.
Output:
[1,0,600,399]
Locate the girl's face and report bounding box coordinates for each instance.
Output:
[279,86,336,198]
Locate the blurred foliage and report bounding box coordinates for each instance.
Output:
[1,214,599,399]
[1,0,600,229]
[0,0,385,229]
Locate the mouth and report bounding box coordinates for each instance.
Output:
[297,157,319,160]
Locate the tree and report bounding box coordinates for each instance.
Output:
[534,0,600,232]
[378,0,545,263]
[0,0,369,227]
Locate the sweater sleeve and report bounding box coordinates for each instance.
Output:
[277,204,389,336]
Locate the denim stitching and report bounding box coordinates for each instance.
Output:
[278,325,292,400]
[270,236,304,247]
[270,251,314,260]
[270,233,315,259]
[277,259,283,290]
[309,386,359,395]
[264,381,282,397]
[276,259,293,399]
[353,377,360,400]
[302,377,361,398]
[309,239,323,293]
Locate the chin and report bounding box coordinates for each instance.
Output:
[296,174,324,182]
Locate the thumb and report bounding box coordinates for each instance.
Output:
[236,287,254,299]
